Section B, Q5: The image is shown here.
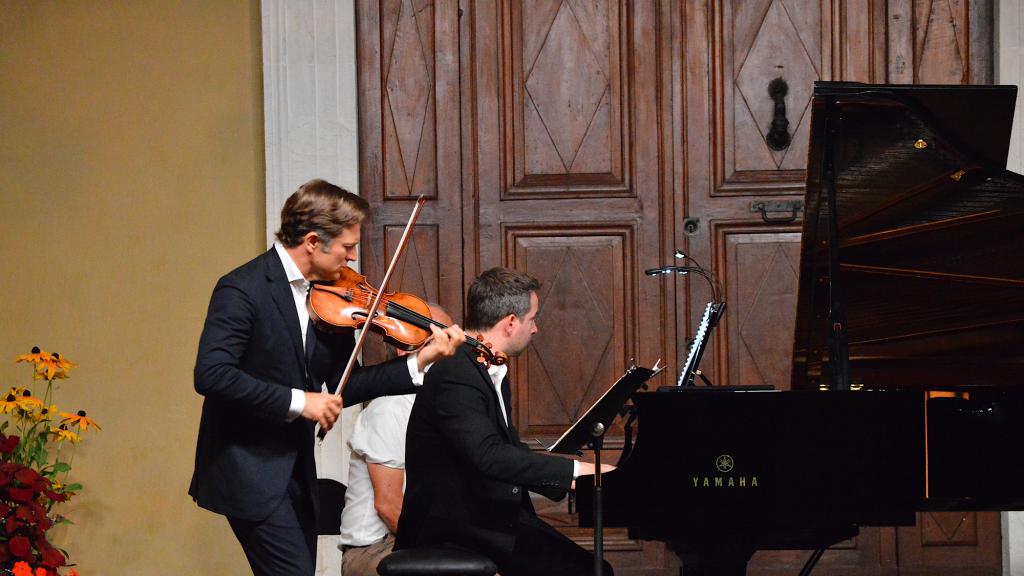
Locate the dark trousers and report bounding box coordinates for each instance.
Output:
[228,476,316,576]
[495,515,615,576]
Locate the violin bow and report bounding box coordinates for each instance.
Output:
[317,195,426,441]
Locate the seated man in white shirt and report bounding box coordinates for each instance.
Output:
[339,303,453,576]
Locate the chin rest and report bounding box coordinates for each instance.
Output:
[376,547,497,576]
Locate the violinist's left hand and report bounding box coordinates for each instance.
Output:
[416,323,466,371]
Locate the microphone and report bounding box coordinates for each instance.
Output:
[644,266,692,276]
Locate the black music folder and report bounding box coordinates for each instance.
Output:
[548,360,665,455]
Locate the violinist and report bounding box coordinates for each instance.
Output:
[189,179,465,576]
[397,267,614,576]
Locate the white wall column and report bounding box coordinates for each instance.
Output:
[999,0,1023,573]
[261,2,362,574]
[262,0,361,247]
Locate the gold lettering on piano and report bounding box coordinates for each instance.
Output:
[691,455,758,488]
[691,476,760,488]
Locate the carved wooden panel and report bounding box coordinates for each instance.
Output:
[380,0,437,199]
[357,0,462,364]
[714,223,802,390]
[384,225,440,304]
[505,226,633,440]
[887,0,993,84]
[913,0,970,83]
[716,0,830,192]
[897,512,1002,573]
[508,0,627,194]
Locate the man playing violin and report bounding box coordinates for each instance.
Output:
[396,267,614,576]
[189,179,465,576]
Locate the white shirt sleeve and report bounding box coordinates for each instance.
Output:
[406,352,428,386]
[286,388,305,422]
[573,460,579,479]
[349,397,410,469]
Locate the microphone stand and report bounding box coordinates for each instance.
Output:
[590,421,606,576]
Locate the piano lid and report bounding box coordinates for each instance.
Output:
[792,82,1024,390]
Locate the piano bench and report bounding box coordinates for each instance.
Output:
[376,547,497,576]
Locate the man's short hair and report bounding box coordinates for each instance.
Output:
[464,268,541,331]
[275,179,370,248]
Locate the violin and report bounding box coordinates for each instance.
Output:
[308,266,507,368]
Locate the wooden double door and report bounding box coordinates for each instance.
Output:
[354,1,1000,574]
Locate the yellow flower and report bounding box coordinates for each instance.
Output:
[28,403,60,423]
[60,410,101,432]
[0,391,21,414]
[50,424,81,444]
[17,348,76,380]
[14,346,49,364]
[42,351,77,380]
[16,390,44,411]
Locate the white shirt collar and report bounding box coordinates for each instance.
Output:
[487,363,507,384]
[273,242,307,285]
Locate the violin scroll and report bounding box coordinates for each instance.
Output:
[473,335,508,368]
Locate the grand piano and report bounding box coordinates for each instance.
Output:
[575,82,1024,575]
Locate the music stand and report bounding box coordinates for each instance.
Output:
[549,360,665,576]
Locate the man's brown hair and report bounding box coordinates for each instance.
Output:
[464,267,541,331]
[275,179,370,248]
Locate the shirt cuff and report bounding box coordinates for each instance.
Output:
[407,353,428,386]
[572,460,579,479]
[287,388,305,422]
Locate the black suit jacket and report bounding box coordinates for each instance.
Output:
[189,248,415,521]
[396,344,574,556]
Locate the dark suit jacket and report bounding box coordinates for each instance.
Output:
[396,344,574,557]
[189,248,415,522]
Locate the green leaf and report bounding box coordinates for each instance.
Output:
[63,483,83,492]
[50,462,71,473]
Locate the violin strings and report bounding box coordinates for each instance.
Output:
[316,288,484,348]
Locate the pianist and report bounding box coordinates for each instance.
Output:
[396,267,614,576]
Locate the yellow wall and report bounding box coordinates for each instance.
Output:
[0,2,263,573]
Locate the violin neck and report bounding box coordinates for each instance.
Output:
[384,301,484,349]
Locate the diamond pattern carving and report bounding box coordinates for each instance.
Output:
[915,0,966,83]
[732,239,800,388]
[385,0,433,193]
[530,248,614,423]
[385,226,438,303]
[921,511,978,545]
[735,0,819,169]
[525,1,609,171]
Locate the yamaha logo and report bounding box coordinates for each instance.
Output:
[691,454,758,488]
[715,454,734,473]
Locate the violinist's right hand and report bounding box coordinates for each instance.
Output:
[302,391,342,431]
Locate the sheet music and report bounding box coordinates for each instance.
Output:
[547,359,664,453]
[678,303,714,386]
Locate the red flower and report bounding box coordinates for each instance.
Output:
[14,467,39,485]
[6,514,24,533]
[9,534,32,558]
[0,432,19,453]
[8,486,35,503]
[39,541,65,568]
[12,560,33,576]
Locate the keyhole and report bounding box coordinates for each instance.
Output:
[766,77,791,151]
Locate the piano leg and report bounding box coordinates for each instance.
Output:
[678,553,751,576]
[672,540,754,576]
